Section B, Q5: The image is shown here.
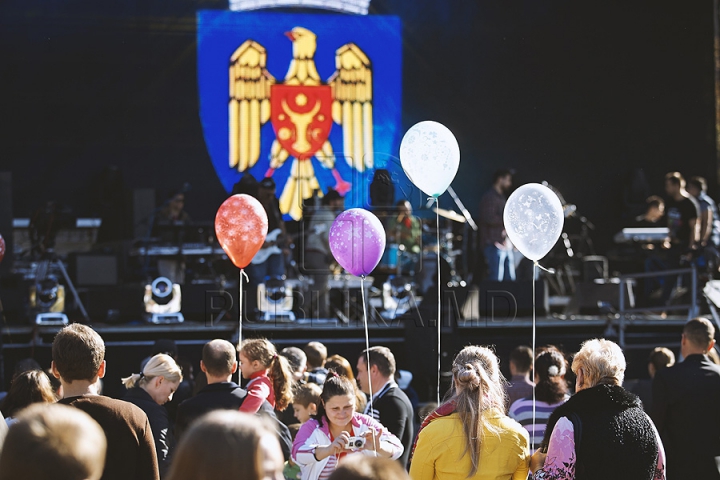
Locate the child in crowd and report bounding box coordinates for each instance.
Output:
[238,338,294,414]
[292,383,322,424]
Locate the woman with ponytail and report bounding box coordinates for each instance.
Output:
[238,338,293,413]
[410,346,529,480]
[509,346,570,448]
[121,353,183,478]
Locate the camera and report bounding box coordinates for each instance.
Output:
[345,436,366,449]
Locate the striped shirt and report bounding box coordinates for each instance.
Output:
[508,395,569,449]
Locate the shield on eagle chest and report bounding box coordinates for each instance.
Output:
[270,84,333,160]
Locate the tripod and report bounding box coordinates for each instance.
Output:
[35,250,90,322]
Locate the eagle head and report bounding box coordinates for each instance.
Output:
[285,27,317,60]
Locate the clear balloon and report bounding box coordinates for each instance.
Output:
[329,209,386,277]
[215,194,268,269]
[399,121,460,198]
[503,183,564,262]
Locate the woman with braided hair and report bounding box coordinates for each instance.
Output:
[410,346,529,479]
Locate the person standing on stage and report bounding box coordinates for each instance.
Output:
[303,188,344,319]
[246,177,288,319]
[387,200,422,275]
[664,172,700,251]
[478,168,515,282]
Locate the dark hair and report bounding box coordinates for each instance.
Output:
[322,188,343,206]
[509,345,532,373]
[665,171,685,188]
[492,168,514,184]
[684,317,715,349]
[304,342,327,369]
[533,347,568,404]
[240,338,294,411]
[646,195,664,211]
[361,346,396,377]
[314,374,356,428]
[648,347,675,372]
[1,370,56,418]
[12,358,42,380]
[52,324,105,382]
[231,172,259,197]
[280,347,307,374]
[369,169,395,207]
[688,176,708,193]
[202,340,236,377]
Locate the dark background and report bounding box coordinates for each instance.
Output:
[0,0,715,254]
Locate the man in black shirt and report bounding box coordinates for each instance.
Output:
[664,172,700,249]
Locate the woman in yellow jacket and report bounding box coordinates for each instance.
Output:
[410,346,529,480]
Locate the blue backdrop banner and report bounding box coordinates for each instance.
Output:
[198,11,402,219]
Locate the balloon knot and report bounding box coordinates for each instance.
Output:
[239,269,249,283]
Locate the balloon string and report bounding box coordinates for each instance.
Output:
[238,268,250,385]
[436,198,441,406]
[532,261,537,452]
[360,276,378,456]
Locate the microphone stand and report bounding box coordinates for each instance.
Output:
[447,186,477,282]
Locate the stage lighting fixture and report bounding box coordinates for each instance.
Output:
[30,275,69,326]
[382,276,414,319]
[258,276,295,322]
[144,277,184,324]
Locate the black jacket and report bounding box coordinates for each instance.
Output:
[543,384,658,480]
[122,387,172,479]
[367,384,414,468]
[175,381,292,460]
[653,354,720,480]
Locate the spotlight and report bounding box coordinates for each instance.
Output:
[144,277,184,324]
[258,276,295,322]
[382,276,414,319]
[30,275,68,325]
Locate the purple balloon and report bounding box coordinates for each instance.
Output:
[329,209,386,277]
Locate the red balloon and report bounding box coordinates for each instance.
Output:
[0,234,4,265]
[215,194,268,268]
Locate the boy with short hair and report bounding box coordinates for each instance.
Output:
[292,383,322,424]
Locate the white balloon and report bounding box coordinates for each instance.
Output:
[399,121,460,198]
[503,183,564,262]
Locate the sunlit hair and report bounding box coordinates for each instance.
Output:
[665,171,685,188]
[294,383,322,408]
[327,455,411,480]
[1,370,57,418]
[314,373,356,428]
[121,353,183,389]
[648,347,675,372]
[0,403,106,480]
[52,324,105,382]
[304,341,327,369]
[240,338,293,410]
[572,338,626,387]
[534,346,568,404]
[166,410,279,480]
[683,317,715,350]
[325,356,367,412]
[450,346,507,477]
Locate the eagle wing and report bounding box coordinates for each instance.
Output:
[229,40,275,172]
[329,43,373,172]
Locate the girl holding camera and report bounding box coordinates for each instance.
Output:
[292,372,403,480]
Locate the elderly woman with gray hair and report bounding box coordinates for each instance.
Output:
[530,339,666,480]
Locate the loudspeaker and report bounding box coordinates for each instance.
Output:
[0,172,12,276]
[465,280,549,319]
[79,284,144,322]
[70,253,119,286]
[565,281,629,315]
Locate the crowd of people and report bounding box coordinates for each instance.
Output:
[0,317,719,479]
